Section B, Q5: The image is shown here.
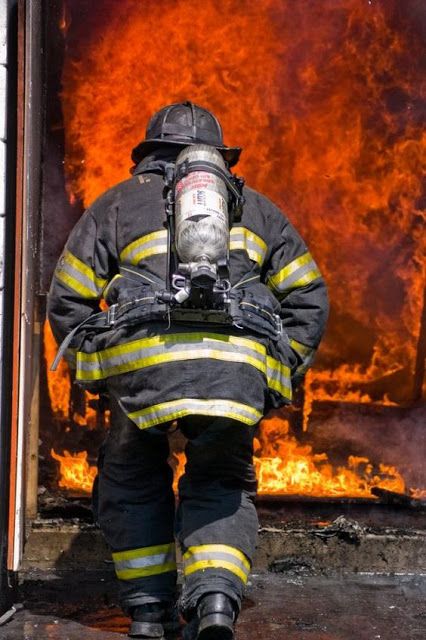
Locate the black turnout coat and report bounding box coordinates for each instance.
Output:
[48,156,329,430]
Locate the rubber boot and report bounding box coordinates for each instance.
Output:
[128,602,180,639]
[196,593,235,640]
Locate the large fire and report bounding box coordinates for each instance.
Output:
[46,0,425,496]
[253,415,405,497]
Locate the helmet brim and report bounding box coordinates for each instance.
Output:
[131,138,242,168]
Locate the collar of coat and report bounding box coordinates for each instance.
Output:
[132,149,179,176]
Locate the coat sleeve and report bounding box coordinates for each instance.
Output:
[47,199,118,367]
[264,211,329,387]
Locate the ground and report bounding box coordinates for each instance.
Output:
[1,570,425,639]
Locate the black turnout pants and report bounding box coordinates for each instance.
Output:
[95,397,259,618]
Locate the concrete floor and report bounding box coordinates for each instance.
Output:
[1,570,425,640]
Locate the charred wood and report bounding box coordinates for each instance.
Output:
[371,487,426,510]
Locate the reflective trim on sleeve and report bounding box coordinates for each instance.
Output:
[183,544,251,585]
[128,399,263,429]
[103,273,124,299]
[55,249,108,299]
[230,227,267,266]
[266,356,292,399]
[289,338,316,377]
[75,332,292,402]
[267,252,321,296]
[289,338,314,359]
[120,230,168,265]
[112,542,176,581]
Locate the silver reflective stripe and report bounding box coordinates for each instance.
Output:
[128,399,262,429]
[268,251,322,296]
[103,273,123,299]
[120,227,267,266]
[55,251,106,299]
[77,336,265,373]
[295,351,316,376]
[184,551,249,575]
[114,549,175,572]
[183,544,251,584]
[61,260,100,295]
[266,357,292,399]
[230,228,267,266]
[276,261,319,292]
[120,230,167,265]
[112,542,177,580]
[76,334,292,403]
[289,338,316,377]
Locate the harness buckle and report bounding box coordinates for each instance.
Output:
[107,303,118,326]
[274,313,285,340]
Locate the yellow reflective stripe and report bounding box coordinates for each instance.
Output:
[112,542,176,581]
[184,544,250,571]
[77,348,265,381]
[112,543,174,562]
[289,338,313,358]
[55,249,107,298]
[128,399,262,429]
[131,244,168,264]
[115,562,177,581]
[288,338,316,378]
[184,559,248,584]
[56,270,99,299]
[268,252,322,296]
[78,332,265,363]
[230,227,267,252]
[295,363,309,376]
[230,227,267,266]
[183,545,250,584]
[76,332,291,402]
[103,273,123,299]
[120,227,267,267]
[266,355,292,399]
[120,230,168,263]
[290,268,321,290]
[269,252,312,290]
[64,251,107,290]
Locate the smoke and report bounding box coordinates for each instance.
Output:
[309,404,426,489]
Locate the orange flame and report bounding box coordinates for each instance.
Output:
[44,0,425,496]
[44,320,99,427]
[51,448,98,493]
[171,415,406,498]
[44,320,71,417]
[410,488,426,501]
[253,415,405,497]
[60,0,425,404]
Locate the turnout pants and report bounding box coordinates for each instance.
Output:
[95,397,259,618]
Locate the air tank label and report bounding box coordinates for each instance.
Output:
[176,171,217,193]
[177,189,227,224]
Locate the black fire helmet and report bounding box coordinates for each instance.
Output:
[131,101,242,167]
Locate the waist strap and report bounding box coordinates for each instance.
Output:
[52,288,283,370]
[51,298,168,371]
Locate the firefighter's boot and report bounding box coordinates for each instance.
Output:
[128,602,180,639]
[196,593,236,640]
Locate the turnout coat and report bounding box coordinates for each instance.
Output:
[48,157,329,430]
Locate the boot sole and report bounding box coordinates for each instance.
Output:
[128,619,180,638]
[197,614,234,640]
[128,620,165,638]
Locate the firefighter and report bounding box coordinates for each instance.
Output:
[47,101,329,640]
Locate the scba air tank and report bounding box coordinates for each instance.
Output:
[174,144,229,286]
